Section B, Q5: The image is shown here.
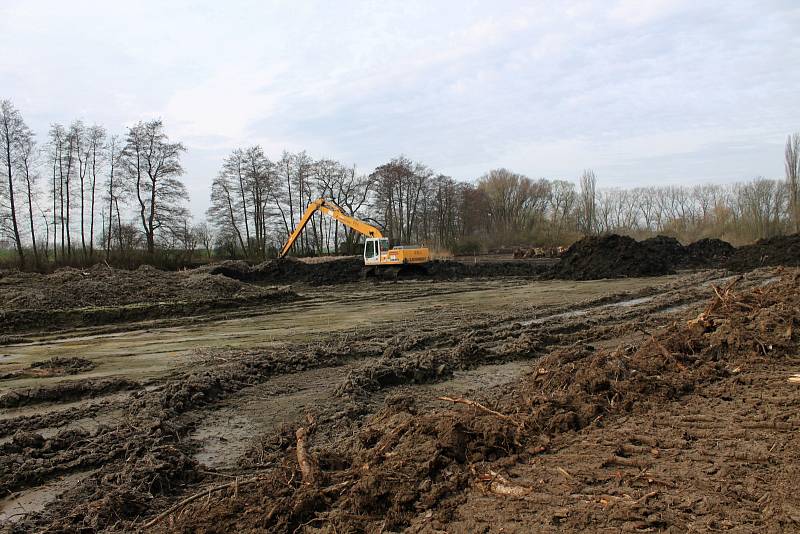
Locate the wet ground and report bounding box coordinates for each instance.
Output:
[0,276,674,389]
[0,267,795,532]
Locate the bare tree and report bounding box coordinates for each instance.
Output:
[87,125,105,256]
[786,133,800,233]
[578,169,597,236]
[477,169,551,244]
[0,100,31,264]
[194,222,214,259]
[72,120,91,257]
[104,134,122,260]
[372,156,431,245]
[121,120,188,254]
[18,130,40,265]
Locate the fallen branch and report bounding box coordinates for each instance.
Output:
[142,475,266,529]
[296,426,319,485]
[477,469,532,497]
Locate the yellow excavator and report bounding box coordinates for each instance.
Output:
[278,198,430,275]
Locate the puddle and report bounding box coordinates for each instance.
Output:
[519,295,656,326]
[192,365,353,470]
[0,471,92,523]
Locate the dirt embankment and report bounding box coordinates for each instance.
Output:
[201,257,553,285]
[0,265,297,334]
[727,233,800,271]
[554,235,676,280]
[145,269,800,533]
[553,233,799,280]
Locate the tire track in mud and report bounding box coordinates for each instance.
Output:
[0,269,778,531]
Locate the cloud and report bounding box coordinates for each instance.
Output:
[1,0,799,218]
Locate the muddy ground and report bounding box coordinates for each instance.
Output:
[0,265,297,336]
[1,263,797,532]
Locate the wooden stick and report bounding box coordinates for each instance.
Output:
[437,396,520,427]
[296,426,319,485]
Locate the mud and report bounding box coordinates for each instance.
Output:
[0,357,96,381]
[0,265,297,334]
[142,269,799,534]
[0,267,795,533]
[226,257,553,285]
[0,377,139,409]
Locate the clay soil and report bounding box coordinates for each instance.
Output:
[0,262,797,532]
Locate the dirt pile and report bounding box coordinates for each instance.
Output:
[642,235,687,265]
[0,265,298,334]
[727,233,800,271]
[250,256,365,284]
[0,264,288,312]
[243,257,551,285]
[685,237,735,266]
[149,270,799,533]
[0,357,97,381]
[554,234,676,280]
[29,356,96,375]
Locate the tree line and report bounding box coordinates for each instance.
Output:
[1,97,799,269]
[0,100,194,268]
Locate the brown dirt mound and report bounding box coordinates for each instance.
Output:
[0,377,139,409]
[554,234,676,280]
[0,264,283,312]
[29,356,96,375]
[726,233,800,271]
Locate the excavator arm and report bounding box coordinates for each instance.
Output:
[278,198,383,258]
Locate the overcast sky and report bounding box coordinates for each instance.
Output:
[2,0,799,217]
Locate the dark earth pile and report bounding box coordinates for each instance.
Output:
[726,233,800,271]
[641,235,688,266]
[213,257,552,285]
[685,237,736,266]
[0,265,297,334]
[554,234,676,280]
[251,257,365,284]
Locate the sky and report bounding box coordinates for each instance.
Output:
[1,0,799,217]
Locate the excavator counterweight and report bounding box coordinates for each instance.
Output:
[278,198,430,272]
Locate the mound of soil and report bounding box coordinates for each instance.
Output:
[726,233,800,271]
[244,257,551,285]
[685,237,735,266]
[642,235,687,264]
[0,264,284,312]
[554,234,676,280]
[192,259,252,280]
[0,377,139,409]
[250,256,365,285]
[30,356,96,375]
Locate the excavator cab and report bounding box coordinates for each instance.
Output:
[364,237,390,265]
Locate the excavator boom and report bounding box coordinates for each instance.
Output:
[278,198,430,270]
[278,199,382,258]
